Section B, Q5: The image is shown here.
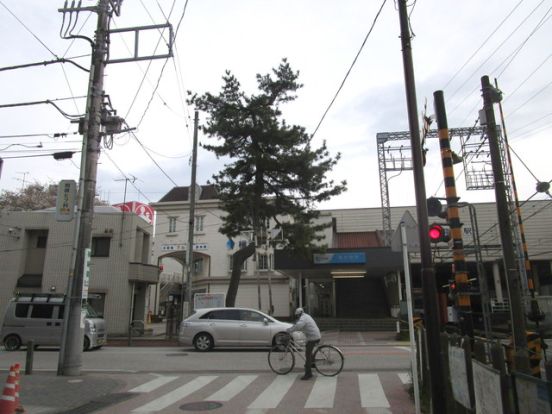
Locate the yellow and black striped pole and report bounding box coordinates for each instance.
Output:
[495,80,544,329]
[434,90,474,337]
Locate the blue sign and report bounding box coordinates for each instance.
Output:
[313,252,366,265]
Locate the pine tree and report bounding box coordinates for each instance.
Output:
[190,59,346,307]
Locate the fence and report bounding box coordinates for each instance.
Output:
[414,327,552,413]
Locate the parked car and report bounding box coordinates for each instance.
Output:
[1,294,106,351]
[178,307,295,351]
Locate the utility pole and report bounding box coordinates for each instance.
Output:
[397,1,446,412]
[184,111,199,318]
[480,75,530,373]
[58,0,109,376]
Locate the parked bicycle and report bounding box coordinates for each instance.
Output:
[268,332,344,376]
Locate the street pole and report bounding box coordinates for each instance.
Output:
[433,90,474,337]
[480,75,530,373]
[400,222,421,414]
[184,111,199,318]
[58,0,108,376]
[397,1,446,412]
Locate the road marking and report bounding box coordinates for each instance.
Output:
[129,375,179,393]
[248,374,297,409]
[398,372,412,384]
[305,376,337,408]
[358,374,390,408]
[395,346,412,352]
[132,376,217,412]
[356,332,367,345]
[206,375,257,401]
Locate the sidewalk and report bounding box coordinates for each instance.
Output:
[15,372,127,414]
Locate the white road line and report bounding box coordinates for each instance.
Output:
[305,376,337,408]
[132,376,217,413]
[206,375,257,401]
[356,332,367,345]
[248,374,298,409]
[358,374,390,408]
[129,375,179,393]
[398,372,412,384]
[395,346,412,352]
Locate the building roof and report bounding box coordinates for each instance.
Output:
[334,231,385,248]
[158,184,217,202]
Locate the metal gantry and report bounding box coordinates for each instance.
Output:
[377,126,486,246]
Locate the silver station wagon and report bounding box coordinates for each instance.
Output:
[178,307,293,351]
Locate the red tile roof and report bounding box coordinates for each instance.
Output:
[334,232,384,248]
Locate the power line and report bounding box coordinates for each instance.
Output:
[0,0,59,58]
[447,0,546,111]
[442,0,526,91]
[311,0,388,139]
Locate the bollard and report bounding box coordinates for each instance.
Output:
[25,340,34,375]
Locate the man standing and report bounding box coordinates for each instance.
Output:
[287,308,321,380]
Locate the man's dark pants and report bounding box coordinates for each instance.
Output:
[304,339,320,376]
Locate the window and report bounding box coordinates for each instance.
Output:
[168,217,177,233]
[30,304,53,319]
[200,309,240,320]
[36,235,47,248]
[193,258,203,274]
[91,237,111,257]
[258,253,270,271]
[240,310,266,322]
[194,215,205,232]
[228,256,247,272]
[15,304,30,318]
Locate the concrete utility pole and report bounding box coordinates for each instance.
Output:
[184,111,199,318]
[480,75,530,373]
[397,1,446,412]
[58,0,109,376]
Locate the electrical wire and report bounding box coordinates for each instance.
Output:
[0,0,59,58]
[442,0,526,91]
[447,0,546,112]
[311,0,388,139]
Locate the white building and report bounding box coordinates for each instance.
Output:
[0,206,157,335]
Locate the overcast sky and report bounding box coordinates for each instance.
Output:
[1,0,550,212]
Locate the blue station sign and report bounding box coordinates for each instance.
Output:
[313,251,366,265]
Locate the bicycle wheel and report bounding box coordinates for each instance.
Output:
[268,345,295,374]
[314,345,344,376]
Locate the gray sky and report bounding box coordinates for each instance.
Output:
[1,0,550,210]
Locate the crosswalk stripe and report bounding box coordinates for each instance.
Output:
[305,376,337,408]
[132,376,217,413]
[398,372,412,384]
[248,374,298,409]
[358,373,390,408]
[206,375,257,401]
[129,375,179,393]
[395,346,412,352]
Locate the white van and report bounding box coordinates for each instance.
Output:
[1,294,106,351]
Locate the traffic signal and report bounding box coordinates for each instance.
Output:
[428,223,450,243]
[426,197,447,218]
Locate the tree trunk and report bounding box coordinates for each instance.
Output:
[226,242,256,307]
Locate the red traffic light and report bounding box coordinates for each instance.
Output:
[428,223,450,243]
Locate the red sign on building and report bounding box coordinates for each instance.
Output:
[113,201,154,224]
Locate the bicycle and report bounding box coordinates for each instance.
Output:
[268,332,344,376]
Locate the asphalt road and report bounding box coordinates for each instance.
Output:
[0,344,412,373]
